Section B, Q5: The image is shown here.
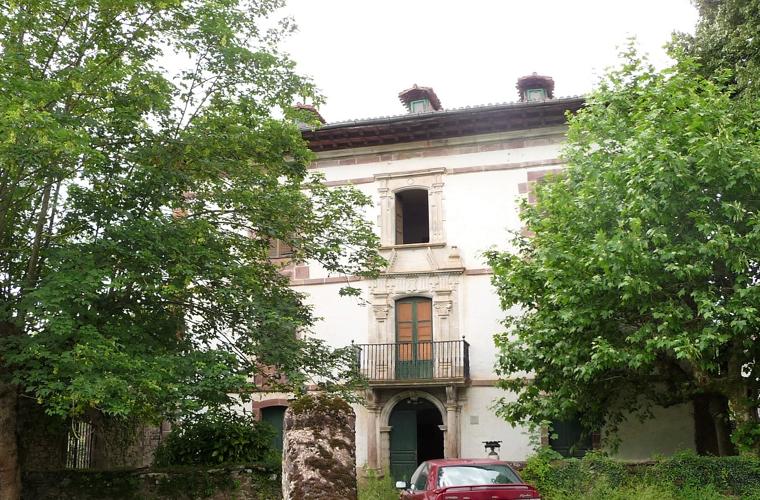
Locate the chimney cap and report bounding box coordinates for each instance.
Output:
[516,73,555,101]
[294,103,326,124]
[398,84,442,112]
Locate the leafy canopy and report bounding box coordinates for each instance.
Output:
[486,47,760,450]
[0,0,382,421]
[679,0,760,99]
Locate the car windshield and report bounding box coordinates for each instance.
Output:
[437,465,521,487]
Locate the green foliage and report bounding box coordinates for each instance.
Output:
[521,446,564,488]
[678,0,760,99]
[153,410,280,467]
[521,449,626,496]
[358,469,399,500]
[486,45,760,451]
[24,467,280,500]
[547,482,732,500]
[646,450,760,498]
[0,0,383,425]
[521,450,759,499]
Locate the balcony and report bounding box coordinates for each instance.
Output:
[355,339,470,387]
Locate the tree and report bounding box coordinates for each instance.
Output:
[681,0,760,98]
[486,49,760,456]
[0,1,382,497]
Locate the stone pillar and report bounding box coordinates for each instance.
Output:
[434,291,453,341]
[365,390,380,471]
[429,171,445,243]
[444,386,460,458]
[377,183,393,246]
[371,294,390,343]
[379,425,392,471]
[282,394,357,500]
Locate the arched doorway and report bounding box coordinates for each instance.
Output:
[389,397,444,482]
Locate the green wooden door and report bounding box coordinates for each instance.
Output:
[261,406,286,452]
[389,408,417,482]
[395,298,433,379]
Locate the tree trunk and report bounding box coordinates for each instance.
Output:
[0,321,21,500]
[707,393,737,456]
[727,385,760,455]
[693,394,720,455]
[0,383,20,500]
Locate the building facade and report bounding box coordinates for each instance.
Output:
[253,77,695,481]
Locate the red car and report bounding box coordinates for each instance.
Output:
[395,459,541,500]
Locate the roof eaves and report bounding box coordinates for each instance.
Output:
[307,95,585,131]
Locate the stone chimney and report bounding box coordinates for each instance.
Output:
[516,73,555,102]
[398,84,442,113]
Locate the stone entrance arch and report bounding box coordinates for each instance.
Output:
[373,389,460,475]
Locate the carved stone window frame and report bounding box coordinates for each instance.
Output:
[369,272,460,345]
[375,168,446,248]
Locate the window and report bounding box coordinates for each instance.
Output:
[409,99,431,113]
[395,189,429,244]
[410,462,429,490]
[268,239,293,259]
[376,168,444,247]
[526,88,547,101]
[549,416,593,458]
[437,464,520,487]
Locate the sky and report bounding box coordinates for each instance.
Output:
[279,0,700,123]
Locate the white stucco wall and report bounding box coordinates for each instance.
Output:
[611,403,695,460]
[459,386,533,461]
[460,275,506,379]
[313,127,565,186]
[298,281,371,347]
[444,169,526,267]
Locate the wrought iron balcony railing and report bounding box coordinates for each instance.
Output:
[354,339,469,384]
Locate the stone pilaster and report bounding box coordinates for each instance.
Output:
[444,386,460,458]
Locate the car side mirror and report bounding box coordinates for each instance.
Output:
[395,480,407,489]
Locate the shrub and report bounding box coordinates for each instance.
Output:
[646,450,760,498]
[521,448,626,496]
[521,448,760,500]
[547,482,731,500]
[358,468,399,500]
[154,410,280,468]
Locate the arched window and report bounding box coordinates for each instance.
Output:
[395,189,429,244]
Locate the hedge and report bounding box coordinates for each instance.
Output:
[520,449,760,499]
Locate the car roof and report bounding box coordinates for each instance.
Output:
[423,458,514,467]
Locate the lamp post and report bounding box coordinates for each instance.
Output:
[483,440,502,459]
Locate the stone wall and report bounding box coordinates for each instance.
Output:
[17,399,69,471]
[22,466,281,500]
[89,414,170,469]
[17,400,169,471]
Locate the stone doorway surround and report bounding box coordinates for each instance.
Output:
[369,272,463,347]
[365,387,462,473]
